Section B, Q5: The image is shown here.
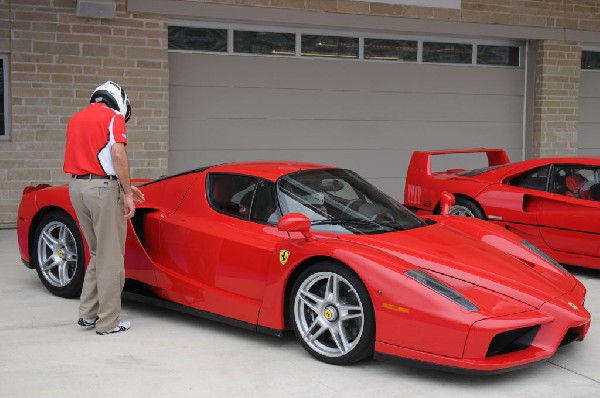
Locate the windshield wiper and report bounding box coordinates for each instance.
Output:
[312,218,404,231]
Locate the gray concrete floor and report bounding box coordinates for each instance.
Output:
[1,228,600,398]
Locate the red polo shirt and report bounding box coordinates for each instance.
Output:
[63,103,127,176]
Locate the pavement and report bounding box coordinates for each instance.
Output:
[1,228,600,398]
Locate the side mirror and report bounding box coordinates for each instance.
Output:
[278,213,314,241]
[440,191,456,216]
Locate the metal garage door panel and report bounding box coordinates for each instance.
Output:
[169,119,522,151]
[170,86,521,122]
[579,71,600,155]
[170,52,522,95]
[169,52,524,197]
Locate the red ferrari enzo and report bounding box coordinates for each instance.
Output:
[405,149,600,270]
[17,161,590,373]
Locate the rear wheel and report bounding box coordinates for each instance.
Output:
[32,211,85,298]
[290,261,375,365]
[448,197,485,219]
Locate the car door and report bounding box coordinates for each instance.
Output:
[536,164,600,257]
[476,165,550,244]
[156,172,288,325]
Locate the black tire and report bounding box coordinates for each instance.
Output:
[448,197,485,219]
[31,211,85,298]
[290,261,375,365]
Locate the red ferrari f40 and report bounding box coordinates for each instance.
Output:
[405,149,600,270]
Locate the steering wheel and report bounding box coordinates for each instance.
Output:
[341,199,365,217]
[370,210,395,223]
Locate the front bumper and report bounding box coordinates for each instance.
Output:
[375,294,590,373]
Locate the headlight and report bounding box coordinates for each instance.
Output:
[521,240,570,276]
[405,270,479,312]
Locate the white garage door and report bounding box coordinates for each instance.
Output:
[169,46,524,198]
[579,70,600,157]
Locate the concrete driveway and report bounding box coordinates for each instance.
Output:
[1,228,599,398]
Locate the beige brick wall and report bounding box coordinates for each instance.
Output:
[533,40,582,158]
[186,0,600,31]
[0,0,168,226]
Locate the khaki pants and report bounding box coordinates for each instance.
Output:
[69,178,126,332]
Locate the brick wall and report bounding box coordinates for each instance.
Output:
[186,0,600,31]
[0,0,168,227]
[533,40,582,158]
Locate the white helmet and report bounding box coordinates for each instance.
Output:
[90,81,131,122]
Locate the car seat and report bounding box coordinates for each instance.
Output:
[565,175,592,199]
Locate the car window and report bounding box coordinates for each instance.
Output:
[509,165,550,191]
[277,168,425,234]
[550,165,600,201]
[207,173,258,219]
[250,181,282,225]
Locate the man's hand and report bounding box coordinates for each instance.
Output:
[131,185,145,203]
[123,193,135,219]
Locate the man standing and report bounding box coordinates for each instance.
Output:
[63,81,144,335]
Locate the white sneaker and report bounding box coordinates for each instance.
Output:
[96,320,131,335]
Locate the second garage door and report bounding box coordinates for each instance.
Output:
[169,46,524,198]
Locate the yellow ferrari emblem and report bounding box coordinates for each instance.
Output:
[324,308,334,320]
[568,302,578,310]
[279,250,290,266]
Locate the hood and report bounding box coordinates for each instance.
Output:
[338,224,566,308]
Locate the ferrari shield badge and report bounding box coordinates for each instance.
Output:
[279,249,290,266]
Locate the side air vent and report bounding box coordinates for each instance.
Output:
[487,325,541,357]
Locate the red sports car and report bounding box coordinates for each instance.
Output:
[404,149,600,270]
[17,161,590,372]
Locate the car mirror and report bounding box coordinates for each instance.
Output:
[278,213,314,241]
[440,191,456,215]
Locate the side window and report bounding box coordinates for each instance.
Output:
[250,181,282,225]
[207,173,258,219]
[509,165,550,191]
[551,165,600,201]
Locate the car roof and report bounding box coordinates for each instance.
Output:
[205,161,338,181]
[523,157,600,165]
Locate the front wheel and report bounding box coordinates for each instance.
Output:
[290,261,375,365]
[32,211,85,298]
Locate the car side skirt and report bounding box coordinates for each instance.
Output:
[122,281,283,337]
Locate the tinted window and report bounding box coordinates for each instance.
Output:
[168,26,227,52]
[477,45,520,66]
[0,57,4,137]
[510,166,550,191]
[364,39,417,61]
[250,181,282,224]
[277,169,425,234]
[207,174,258,219]
[423,42,472,64]
[301,35,358,59]
[550,165,600,201]
[234,31,295,56]
[582,51,600,69]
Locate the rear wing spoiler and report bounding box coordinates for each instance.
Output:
[407,148,510,178]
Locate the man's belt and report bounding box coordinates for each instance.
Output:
[72,174,117,180]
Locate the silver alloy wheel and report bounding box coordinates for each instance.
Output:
[449,205,476,217]
[293,271,365,358]
[36,220,79,288]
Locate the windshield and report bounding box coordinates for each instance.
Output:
[277,169,425,234]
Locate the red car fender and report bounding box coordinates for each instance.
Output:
[256,235,523,359]
[429,215,581,295]
[17,185,83,265]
